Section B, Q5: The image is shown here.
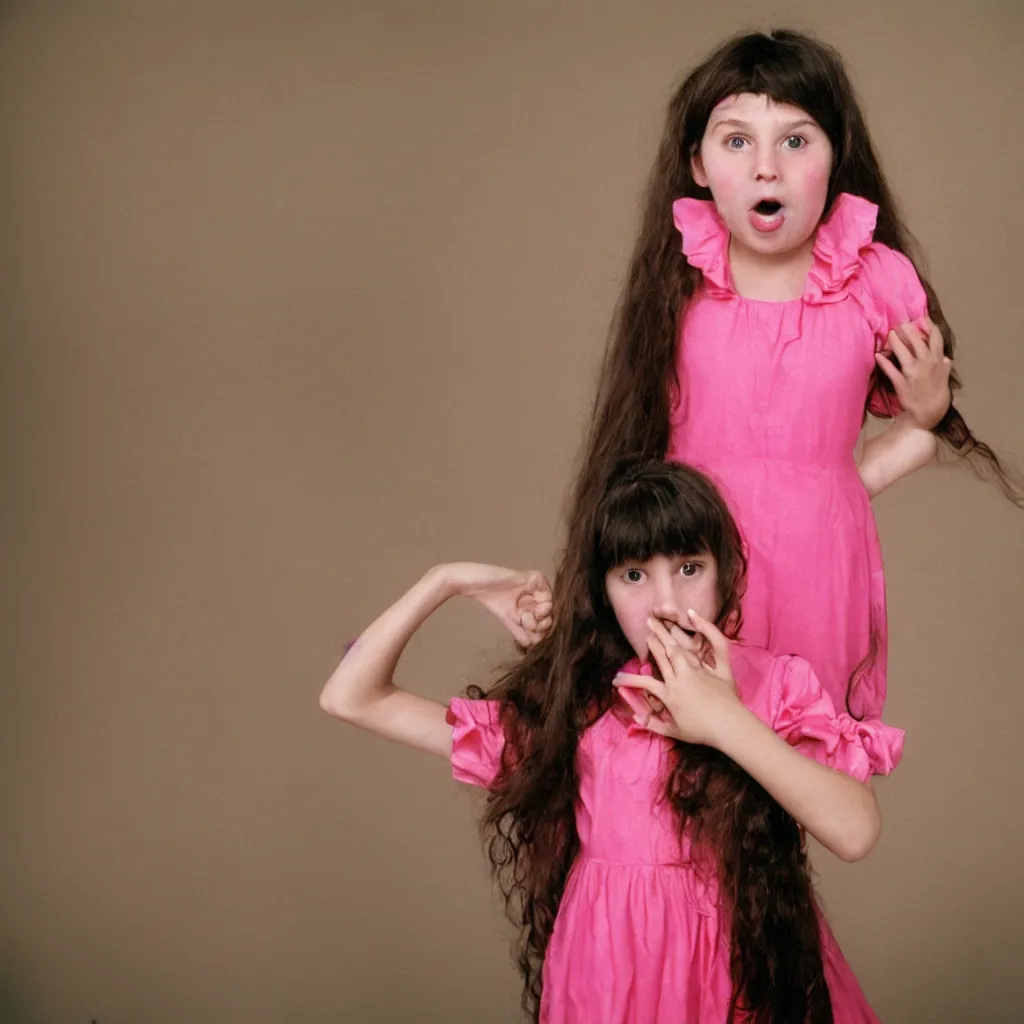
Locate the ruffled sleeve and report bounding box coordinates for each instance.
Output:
[856,243,930,417]
[769,656,904,784]
[446,698,506,789]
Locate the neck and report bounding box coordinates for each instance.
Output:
[727,236,815,302]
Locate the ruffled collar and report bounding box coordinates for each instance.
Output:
[671,192,878,304]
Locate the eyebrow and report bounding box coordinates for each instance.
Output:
[709,117,820,133]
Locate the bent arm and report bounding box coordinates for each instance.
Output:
[318,567,454,759]
[858,411,938,499]
[712,704,882,862]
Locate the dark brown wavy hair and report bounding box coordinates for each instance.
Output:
[569,28,1020,571]
[469,459,831,1023]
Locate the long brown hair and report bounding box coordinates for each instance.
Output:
[570,26,1021,563]
[471,459,831,1023]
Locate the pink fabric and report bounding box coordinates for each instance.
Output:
[448,644,903,1023]
[668,192,928,718]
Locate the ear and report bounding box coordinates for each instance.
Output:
[690,150,708,188]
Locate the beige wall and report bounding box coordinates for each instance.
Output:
[2,2,1022,1022]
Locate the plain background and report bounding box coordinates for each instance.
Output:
[2,1,1022,1022]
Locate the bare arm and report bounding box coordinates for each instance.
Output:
[616,612,882,863]
[861,317,951,498]
[709,701,880,862]
[319,563,552,758]
[858,412,938,499]
[319,566,456,758]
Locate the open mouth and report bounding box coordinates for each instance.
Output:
[753,199,783,216]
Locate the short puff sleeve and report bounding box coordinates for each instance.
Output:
[770,656,904,784]
[856,243,930,418]
[446,698,506,789]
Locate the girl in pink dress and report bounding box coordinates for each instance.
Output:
[568,29,1020,719]
[321,459,903,1023]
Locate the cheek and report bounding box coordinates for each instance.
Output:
[798,157,833,201]
[607,591,649,651]
[687,576,721,620]
[703,158,747,200]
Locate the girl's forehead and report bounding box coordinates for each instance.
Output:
[707,92,816,126]
[606,550,717,569]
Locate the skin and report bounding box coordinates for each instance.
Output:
[604,552,719,662]
[860,317,953,497]
[319,564,552,758]
[692,93,834,301]
[690,92,951,496]
[321,558,883,863]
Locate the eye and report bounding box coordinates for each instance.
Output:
[624,568,644,583]
[680,561,702,577]
[783,135,806,150]
[725,135,747,150]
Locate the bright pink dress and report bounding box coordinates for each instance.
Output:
[667,193,928,719]
[447,644,903,1023]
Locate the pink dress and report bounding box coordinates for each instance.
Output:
[667,193,928,719]
[447,644,903,1023]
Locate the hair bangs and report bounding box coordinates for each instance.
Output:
[685,31,845,156]
[595,481,716,571]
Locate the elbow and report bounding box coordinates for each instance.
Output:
[834,805,883,863]
[857,461,882,500]
[318,686,359,723]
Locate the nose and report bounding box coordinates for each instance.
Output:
[650,576,682,624]
[754,145,780,182]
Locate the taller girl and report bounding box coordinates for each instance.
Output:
[569,29,1019,719]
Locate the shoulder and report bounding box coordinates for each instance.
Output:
[857,240,921,289]
[852,241,929,337]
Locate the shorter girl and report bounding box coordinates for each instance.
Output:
[321,460,903,1023]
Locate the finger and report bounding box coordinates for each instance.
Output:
[886,330,915,370]
[508,624,531,647]
[648,617,690,662]
[664,620,700,652]
[613,672,668,702]
[921,317,945,357]
[652,630,701,674]
[528,577,553,605]
[646,694,665,715]
[646,632,677,684]
[635,713,676,738]
[686,608,732,673]
[897,321,929,360]
[874,352,906,388]
[677,646,703,671]
[648,615,677,646]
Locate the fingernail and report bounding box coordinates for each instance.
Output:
[687,608,697,618]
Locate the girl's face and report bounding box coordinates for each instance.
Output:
[605,552,720,662]
[691,93,833,261]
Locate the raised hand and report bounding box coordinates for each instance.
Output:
[875,317,953,429]
[613,609,739,746]
[446,562,554,646]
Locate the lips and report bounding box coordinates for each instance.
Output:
[749,198,785,234]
